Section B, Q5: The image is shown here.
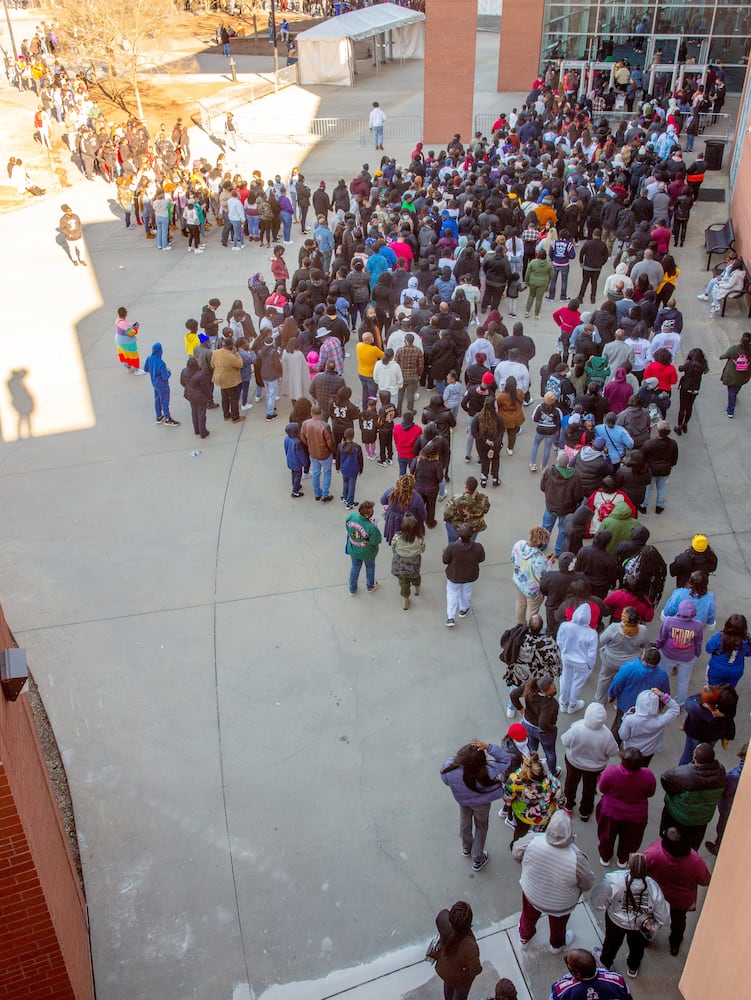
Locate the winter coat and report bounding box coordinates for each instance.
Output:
[591,870,669,933]
[669,546,718,589]
[642,435,679,478]
[661,758,727,826]
[609,659,670,712]
[434,909,482,991]
[509,686,559,733]
[440,744,509,808]
[561,703,619,771]
[644,840,711,911]
[573,541,621,597]
[706,631,751,687]
[283,423,307,471]
[514,812,596,916]
[541,465,584,515]
[573,446,611,494]
[344,510,381,562]
[619,689,680,756]
[443,539,486,583]
[511,540,548,597]
[616,404,650,448]
[600,502,639,554]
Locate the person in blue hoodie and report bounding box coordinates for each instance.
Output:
[335,427,364,509]
[608,646,670,737]
[440,738,511,872]
[144,342,179,426]
[283,422,306,497]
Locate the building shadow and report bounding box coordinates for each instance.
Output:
[7,369,35,439]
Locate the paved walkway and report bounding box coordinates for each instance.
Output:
[0,30,749,1000]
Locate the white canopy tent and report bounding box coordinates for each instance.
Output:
[296,3,425,87]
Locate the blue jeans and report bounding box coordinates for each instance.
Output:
[530,432,556,467]
[156,215,169,249]
[643,475,668,509]
[342,475,358,505]
[222,42,230,56]
[241,379,251,406]
[280,210,293,241]
[311,456,333,498]
[522,719,557,773]
[434,378,445,395]
[265,378,279,416]
[398,456,411,476]
[446,523,478,543]
[373,125,384,147]
[349,556,376,593]
[359,374,376,409]
[152,385,171,420]
[247,215,259,239]
[231,219,243,247]
[727,384,741,415]
[548,264,569,299]
[685,134,695,152]
[542,510,566,556]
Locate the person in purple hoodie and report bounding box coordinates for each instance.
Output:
[654,599,704,706]
[440,738,511,872]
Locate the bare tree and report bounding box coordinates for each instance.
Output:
[56,0,174,121]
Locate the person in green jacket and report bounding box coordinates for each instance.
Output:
[719,331,751,418]
[346,500,382,595]
[600,501,640,554]
[524,249,554,320]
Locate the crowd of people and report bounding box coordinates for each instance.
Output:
[58,56,751,997]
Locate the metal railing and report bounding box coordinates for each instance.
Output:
[245,114,423,146]
[197,65,299,137]
[473,110,732,142]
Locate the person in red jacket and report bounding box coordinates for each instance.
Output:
[393,410,422,476]
[644,827,711,956]
[553,299,582,358]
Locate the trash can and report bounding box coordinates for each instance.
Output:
[705,140,726,171]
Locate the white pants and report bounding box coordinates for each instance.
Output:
[559,658,593,710]
[446,580,473,619]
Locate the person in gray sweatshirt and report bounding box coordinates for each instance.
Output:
[619,688,680,764]
[561,703,620,821]
[594,607,649,704]
[513,810,596,953]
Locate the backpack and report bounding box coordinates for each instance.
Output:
[734,352,749,373]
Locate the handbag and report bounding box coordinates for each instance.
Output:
[425,934,442,964]
[636,911,659,941]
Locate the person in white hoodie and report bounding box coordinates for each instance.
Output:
[618,688,680,764]
[561,703,619,821]
[513,810,596,953]
[557,604,599,714]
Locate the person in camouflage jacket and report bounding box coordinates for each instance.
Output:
[443,476,490,542]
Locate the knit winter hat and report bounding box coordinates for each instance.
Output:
[481,372,496,386]
[692,533,709,553]
[508,723,527,742]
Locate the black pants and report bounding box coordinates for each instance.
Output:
[187,224,201,249]
[578,268,601,303]
[419,489,438,528]
[563,759,602,816]
[477,440,500,480]
[378,431,393,463]
[672,218,688,246]
[668,906,687,953]
[299,204,309,231]
[600,913,647,972]
[190,400,208,437]
[481,285,503,312]
[677,388,698,429]
[221,384,241,420]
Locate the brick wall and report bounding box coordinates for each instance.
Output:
[0,605,94,1000]
[423,0,478,144]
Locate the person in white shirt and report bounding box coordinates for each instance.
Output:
[368,101,386,150]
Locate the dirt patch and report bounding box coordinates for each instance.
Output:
[175,10,320,56]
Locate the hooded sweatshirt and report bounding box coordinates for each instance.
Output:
[561,703,619,771]
[619,689,680,755]
[654,600,704,662]
[573,446,611,494]
[283,422,307,470]
[514,811,596,916]
[541,462,584,515]
[511,540,547,597]
[556,604,599,669]
[600,501,640,554]
[609,657,670,712]
[602,366,634,413]
[144,342,170,388]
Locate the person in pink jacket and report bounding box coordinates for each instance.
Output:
[644,827,711,957]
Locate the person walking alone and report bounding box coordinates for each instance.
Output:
[369,101,386,150]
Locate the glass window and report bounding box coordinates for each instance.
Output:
[713,6,748,33]
[709,37,750,63]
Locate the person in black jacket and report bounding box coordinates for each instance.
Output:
[443,523,486,627]
[669,534,719,589]
[430,331,458,393]
[640,420,678,515]
[180,357,213,438]
[660,743,727,850]
[578,228,610,304]
[615,448,652,509]
[509,674,560,773]
[573,530,620,598]
[471,397,504,487]
[541,451,585,556]
[496,321,536,366]
[540,552,588,635]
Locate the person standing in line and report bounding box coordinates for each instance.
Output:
[59,203,86,266]
[476,978,519,1000]
[719,331,751,418]
[345,500,382,595]
[211,337,245,424]
[430,901,483,1000]
[390,512,425,610]
[653,599,703,707]
[503,752,564,845]
[144,342,180,426]
[301,404,336,502]
[561,703,619,821]
[556,604,598,715]
[644,827,711,957]
[705,743,746,855]
[442,523,486,628]
[513,810,596,954]
[369,101,386,150]
[608,646,670,736]
[594,608,648,705]
[549,949,632,1000]
[596,748,656,867]
[509,675,560,774]
[180,356,212,439]
[283,421,307,498]
[336,427,364,509]
[511,526,553,623]
[440,738,510,872]
[591,853,669,980]
[443,476,490,543]
[659,742,727,850]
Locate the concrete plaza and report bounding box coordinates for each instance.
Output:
[0,30,749,1000]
